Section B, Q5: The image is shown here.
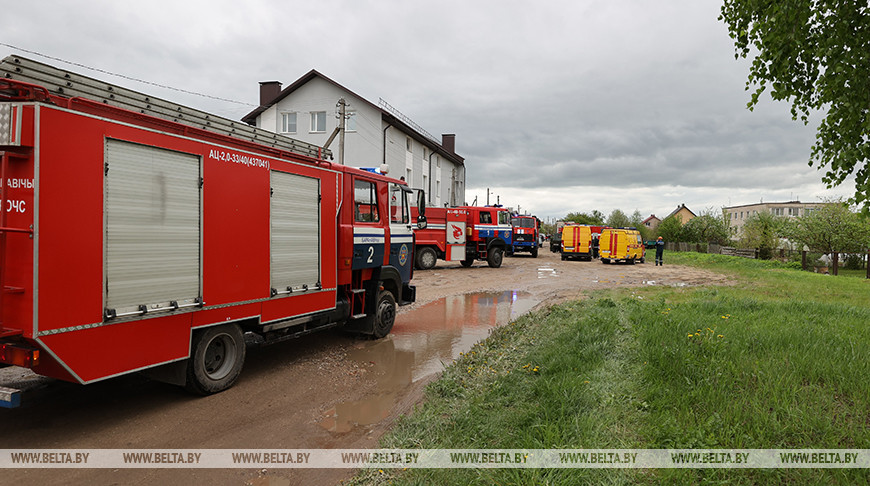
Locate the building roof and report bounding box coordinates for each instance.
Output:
[666,204,696,220]
[722,200,825,210]
[241,69,464,166]
[642,214,661,224]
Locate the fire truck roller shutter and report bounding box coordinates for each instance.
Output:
[104,139,201,317]
[270,171,321,293]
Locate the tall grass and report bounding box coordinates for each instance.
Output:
[352,254,870,485]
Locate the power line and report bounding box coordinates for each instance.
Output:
[0,43,255,107]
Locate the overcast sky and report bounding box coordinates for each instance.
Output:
[1,0,853,221]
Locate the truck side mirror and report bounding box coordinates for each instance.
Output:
[416,190,427,229]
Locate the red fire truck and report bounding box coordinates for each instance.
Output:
[458,206,512,268]
[410,206,467,270]
[510,215,540,257]
[0,56,424,406]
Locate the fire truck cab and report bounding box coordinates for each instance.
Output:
[458,206,512,268]
[510,215,540,257]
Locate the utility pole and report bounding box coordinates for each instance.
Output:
[322,97,349,164]
[487,188,490,206]
[337,98,347,165]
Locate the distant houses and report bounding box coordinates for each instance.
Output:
[666,203,696,226]
[722,200,827,235]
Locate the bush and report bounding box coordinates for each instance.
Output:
[845,253,864,270]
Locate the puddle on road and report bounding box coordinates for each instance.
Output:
[319,291,538,433]
[537,267,558,279]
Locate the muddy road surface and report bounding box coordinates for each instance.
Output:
[0,245,729,485]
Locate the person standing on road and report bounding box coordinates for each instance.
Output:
[655,236,665,266]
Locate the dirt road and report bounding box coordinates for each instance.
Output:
[0,244,728,485]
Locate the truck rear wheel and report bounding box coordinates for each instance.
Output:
[372,289,396,338]
[415,247,437,270]
[531,247,538,258]
[487,247,504,268]
[185,323,246,395]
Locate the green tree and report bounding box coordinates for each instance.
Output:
[782,200,870,275]
[739,211,786,259]
[564,211,604,225]
[606,209,631,229]
[657,215,684,243]
[682,209,732,245]
[719,2,870,210]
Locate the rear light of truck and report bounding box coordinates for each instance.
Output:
[0,343,39,368]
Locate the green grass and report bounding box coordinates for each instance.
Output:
[351,253,870,485]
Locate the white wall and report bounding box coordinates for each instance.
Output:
[254,76,465,206]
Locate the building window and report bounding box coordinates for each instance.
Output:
[281,112,297,134]
[406,137,412,152]
[772,207,784,216]
[423,148,428,160]
[354,179,379,222]
[788,207,799,216]
[310,111,326,133]
[406,168,412,184]
[345,112,356,132]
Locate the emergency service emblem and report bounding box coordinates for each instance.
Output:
[398,244,409,266]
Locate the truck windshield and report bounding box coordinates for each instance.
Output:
[512,218,536,228]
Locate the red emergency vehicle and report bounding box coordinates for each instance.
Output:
[410,206,467,270]
[0,55,424,405]
[458,206,512,268]
[510,215,540,257]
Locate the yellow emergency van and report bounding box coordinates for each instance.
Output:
[560,224,593,261]
[599,228,645,264]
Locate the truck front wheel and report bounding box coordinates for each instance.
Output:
[372,289,397,338]
[415,247,437,270]
[487,247,504,268]
[185,323,246,395]
[460,259,474,268]
[531,247,538,258]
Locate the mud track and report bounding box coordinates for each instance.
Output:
[0,244,729,485]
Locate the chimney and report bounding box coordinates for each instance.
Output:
[258,81,282,106]
[441,133,456,154]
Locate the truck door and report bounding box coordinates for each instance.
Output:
[352,178,385,270]
[388,183,413,283]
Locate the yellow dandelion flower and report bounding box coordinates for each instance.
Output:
[695,332,700,337]
[718,335,724,338]
[688,333,693,337]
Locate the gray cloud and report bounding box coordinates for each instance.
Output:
[1,0,852,219]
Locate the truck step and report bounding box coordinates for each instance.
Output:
[0,386,21,409]
[350,313,367,320]
[349,289,366,294]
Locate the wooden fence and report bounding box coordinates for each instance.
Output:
[663,241,870,277]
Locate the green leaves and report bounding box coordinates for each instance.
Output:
[721,1,870,210]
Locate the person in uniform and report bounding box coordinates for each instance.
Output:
[655,236,665,266]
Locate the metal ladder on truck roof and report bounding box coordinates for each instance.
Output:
[0,55,333,161]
